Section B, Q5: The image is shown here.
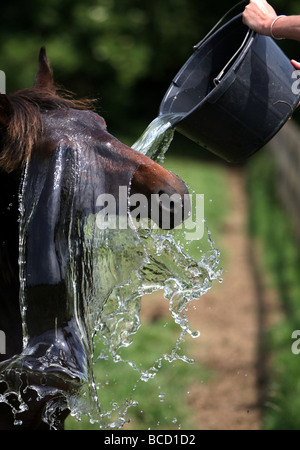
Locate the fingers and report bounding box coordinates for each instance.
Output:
[242,0,277,35]
[291,60,300,70]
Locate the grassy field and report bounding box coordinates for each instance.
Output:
[66,147,229,430]
[66,319,211,430]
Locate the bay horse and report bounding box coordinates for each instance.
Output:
[0,48,189,429]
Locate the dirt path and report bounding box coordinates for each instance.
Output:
[141,166,279,430]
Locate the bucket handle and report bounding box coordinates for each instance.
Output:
[213,28,251,86]
[193,0,249,50]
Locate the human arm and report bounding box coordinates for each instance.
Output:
[242,0,300,41]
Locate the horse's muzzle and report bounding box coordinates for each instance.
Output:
[130,161,191,230]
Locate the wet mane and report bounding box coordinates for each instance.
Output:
[0,88,95,173]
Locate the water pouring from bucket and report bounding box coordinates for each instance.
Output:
[157,1,300,163]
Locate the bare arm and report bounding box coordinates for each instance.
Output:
[242,0,300,41]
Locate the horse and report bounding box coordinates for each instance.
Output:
[0,47,190,429]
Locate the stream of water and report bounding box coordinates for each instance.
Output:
[1,113,223,429]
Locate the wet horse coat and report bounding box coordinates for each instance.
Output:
[0,48,189,429]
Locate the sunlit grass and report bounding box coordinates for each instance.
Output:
[66,318,211,430]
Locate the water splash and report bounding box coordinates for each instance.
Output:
[77,216,222,428]
[74,113,222,428]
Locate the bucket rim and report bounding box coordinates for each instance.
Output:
[159,13,256,127]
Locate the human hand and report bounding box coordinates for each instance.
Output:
[242,0,277,35]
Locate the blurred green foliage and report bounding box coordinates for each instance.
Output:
[1,0,298,136]
[246,151,300,429]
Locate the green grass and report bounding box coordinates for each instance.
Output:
[246,151,300,430]
[66,319,211,430]
[66,148,229,430]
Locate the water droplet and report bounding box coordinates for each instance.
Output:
[158,392,166,402]
[13,420,23,426]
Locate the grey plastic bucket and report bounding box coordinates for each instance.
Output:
[159,12,300,163]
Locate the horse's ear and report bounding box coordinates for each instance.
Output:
[34,46,55,91]
[0,94,13,127]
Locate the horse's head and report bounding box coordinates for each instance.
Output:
[0,47,190,429]
[0,47,189,230]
